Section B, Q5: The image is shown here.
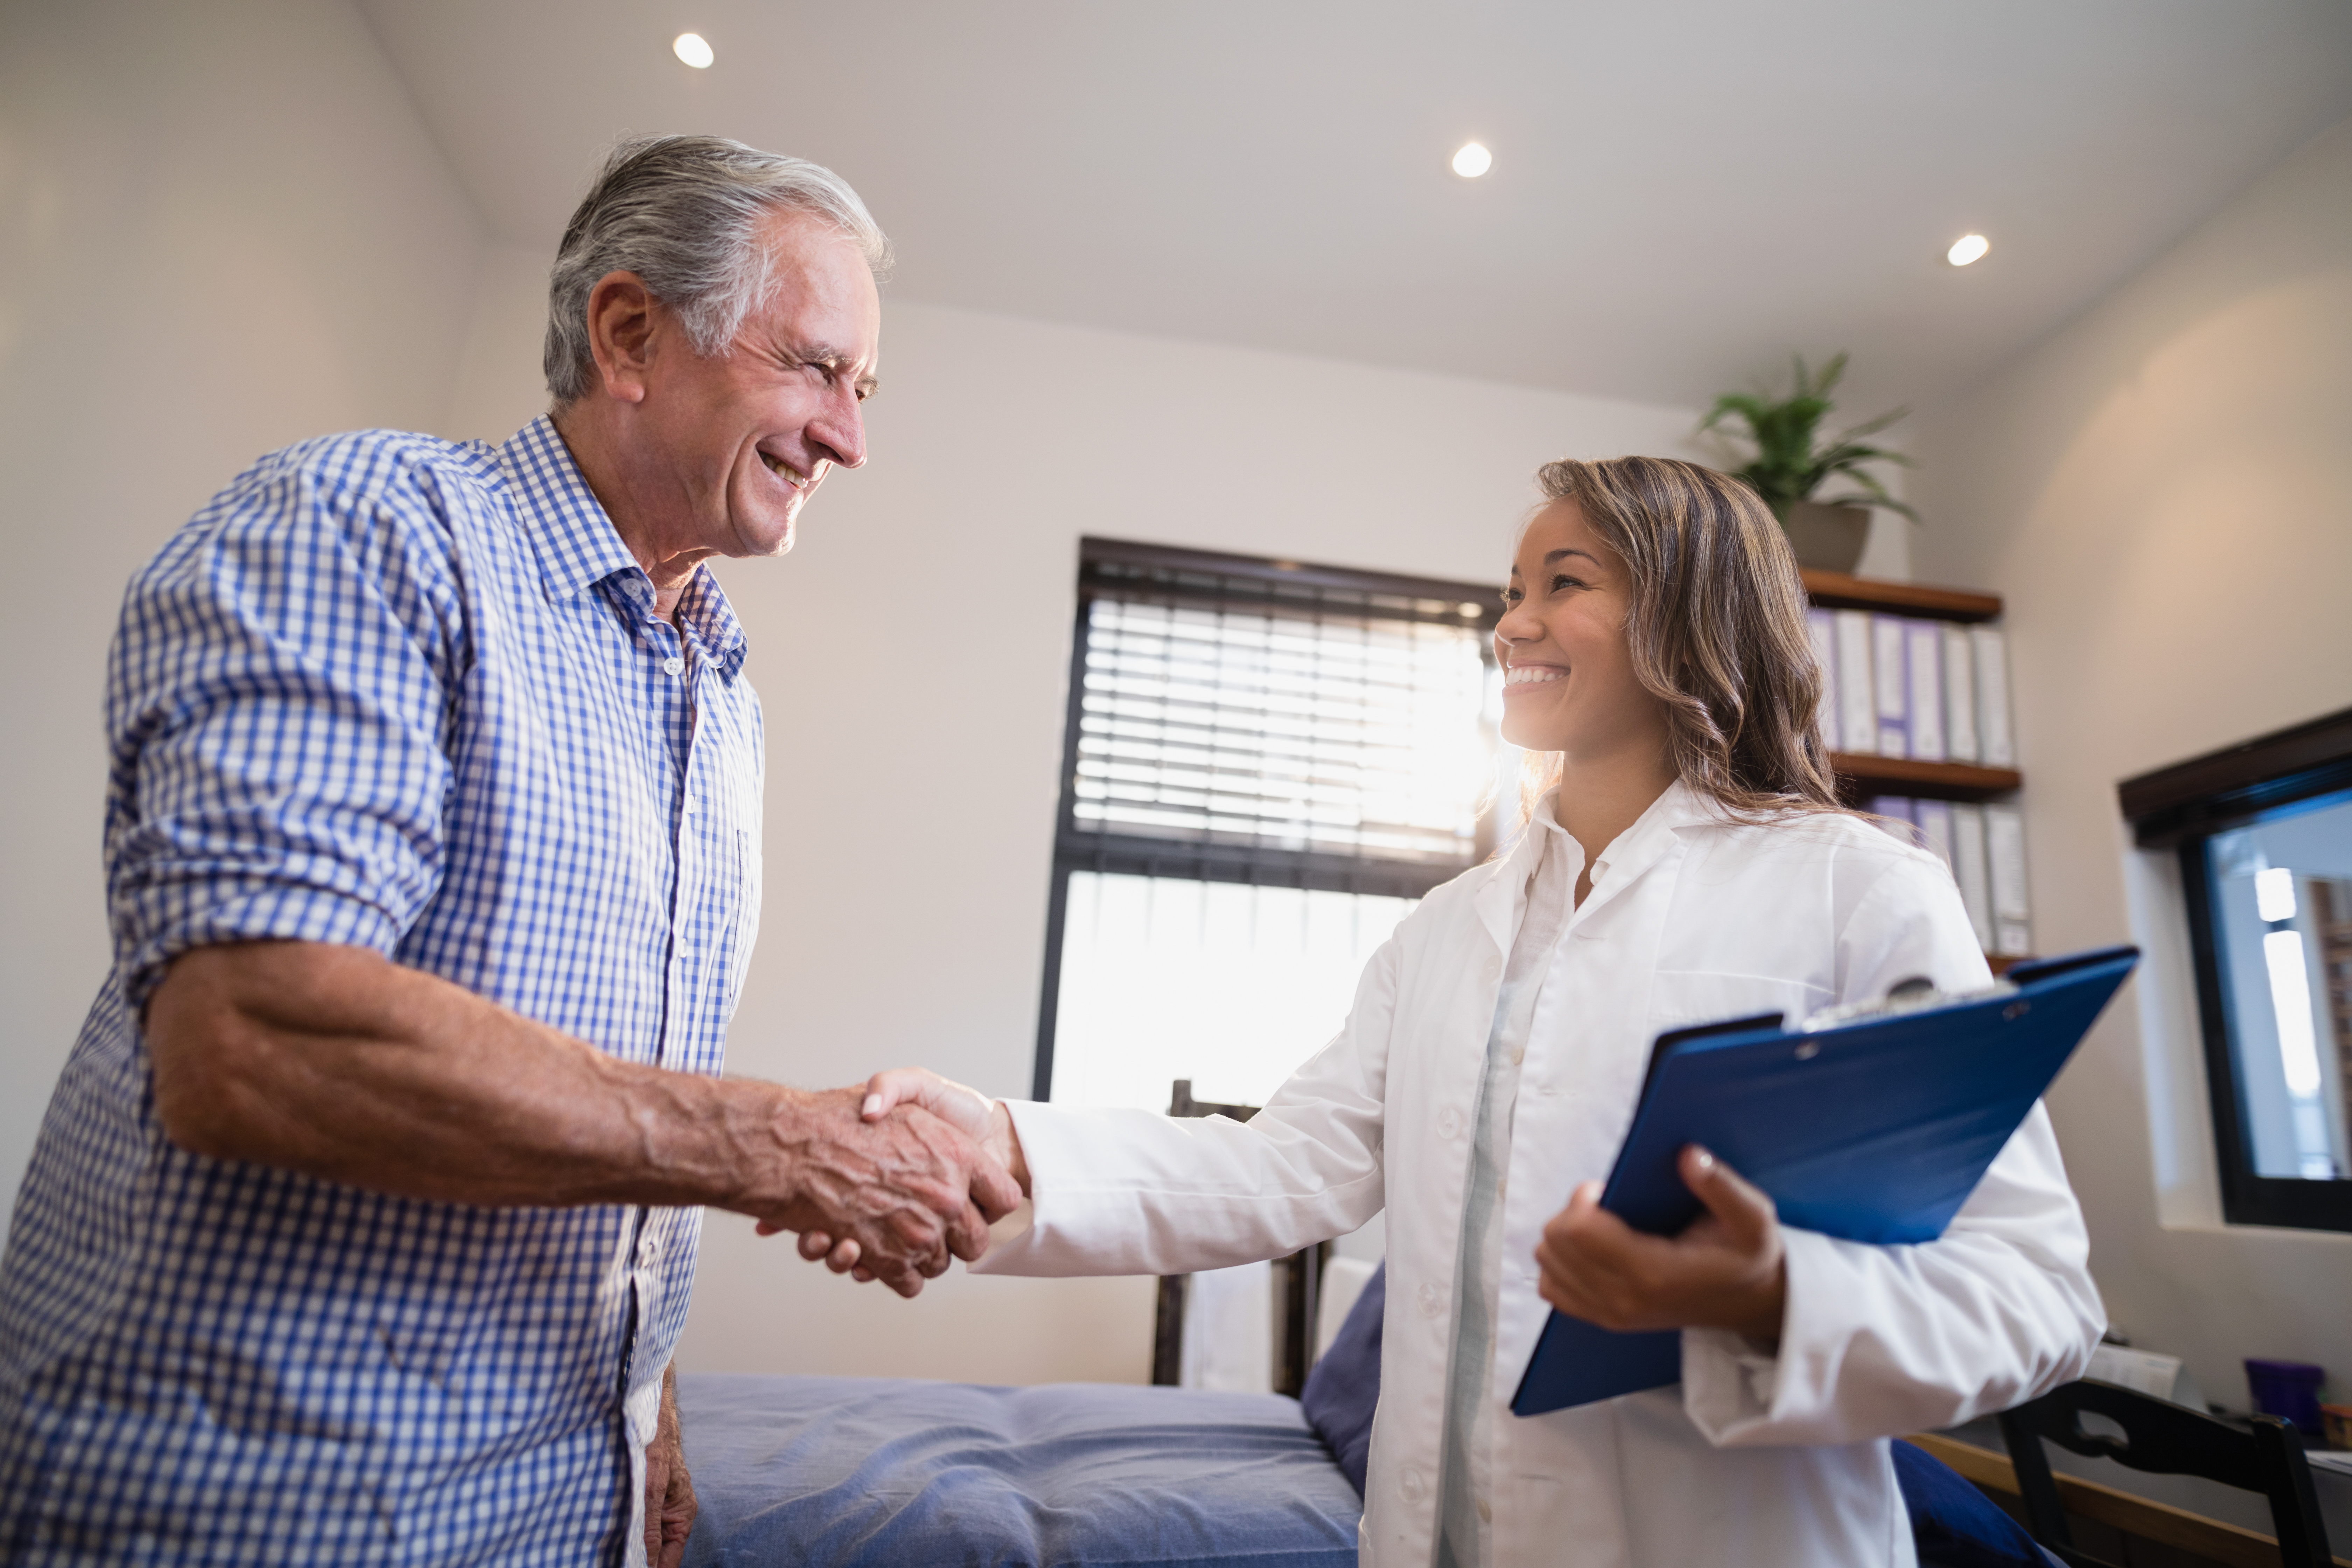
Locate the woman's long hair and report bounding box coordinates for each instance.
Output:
[1514,455,1846,824]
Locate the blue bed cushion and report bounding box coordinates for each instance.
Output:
[1298,1260,1385,1494]
[1893,1438,2061,1567]
[677,1372,1362,1568]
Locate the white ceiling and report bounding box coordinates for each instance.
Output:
[359,0,2352,415]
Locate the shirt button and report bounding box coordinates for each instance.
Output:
[1435,1106,1462,1140]
[1510,1047,1524,1066]
[1477,1498,1492,1523]
[1399,1466,1428,1503]
[663,656,685,676]
[1417,1280,1443,1318]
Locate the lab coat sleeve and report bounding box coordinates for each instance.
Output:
[1680,852,2106,1446]
[968,930,1396,1278]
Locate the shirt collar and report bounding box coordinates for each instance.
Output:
[1472,777,1719,949]
[497,414,750,684]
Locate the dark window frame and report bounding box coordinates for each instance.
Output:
[2119,705,2352,1232]
[1032,536,1506,1100]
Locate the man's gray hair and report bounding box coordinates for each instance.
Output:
[544,135,891,404]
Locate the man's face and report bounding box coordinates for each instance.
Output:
[632,209,881,560]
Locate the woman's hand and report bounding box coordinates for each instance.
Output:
[789,1068,1029,1283]
[1533,1145,1787,1343]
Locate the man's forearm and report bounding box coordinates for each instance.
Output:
[154,940,827,1213]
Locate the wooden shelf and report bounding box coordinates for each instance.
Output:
[1832,752,2021,802]
[1801,568,2003,623]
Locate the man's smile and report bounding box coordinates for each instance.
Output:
[760,450,813,490]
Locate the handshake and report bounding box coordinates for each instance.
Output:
[738,1069,1026,1297]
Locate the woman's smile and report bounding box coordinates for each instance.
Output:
[1502,661,1568,695]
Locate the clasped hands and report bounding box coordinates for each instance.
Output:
[738,1080,1023,1298]
[784,1070,1784,1343]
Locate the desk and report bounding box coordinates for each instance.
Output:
[1915,1419,2352,1567]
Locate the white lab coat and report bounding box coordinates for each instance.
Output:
[974,782,2103,1567]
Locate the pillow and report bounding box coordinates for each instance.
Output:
[1299,1260,1385,1494]
[1893,1438,2062,1567]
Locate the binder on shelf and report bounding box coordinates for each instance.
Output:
[1973,627,2015,768]
[1835,611,1877,756]
[1872,615,1910,757]
[1508,946,2141,1416]
[1808,610,1840,752]
[1868,796,1916,833]
[1951,804,1995,951]
[1942,624,1980,765]
[1905,620,1946,763]
[1986,804,2032,956]
[1915,798,1956,876]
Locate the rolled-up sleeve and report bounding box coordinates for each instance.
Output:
[104,452,465,1008]
[1680,853,2106,1446]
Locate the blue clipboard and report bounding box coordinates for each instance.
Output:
[1508,945,2138,1418]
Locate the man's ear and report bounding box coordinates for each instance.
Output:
[584,271,659,406]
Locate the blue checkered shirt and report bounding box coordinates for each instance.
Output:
[0,416,763,1564]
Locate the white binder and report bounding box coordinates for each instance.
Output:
[1973,627,2015,768]
[1808,609,1840,752]
[1872,615,1910,757]
[1915,798,1956,876]
[1986,804,2032,955]
[1942,623,1980,765]
[1905,620,1946,763]
[1950,804,1995,951]
[1835,611,1877,756]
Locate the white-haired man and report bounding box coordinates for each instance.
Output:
[0,136,1009,1567]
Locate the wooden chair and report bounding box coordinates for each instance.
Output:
[1148,1079,1330,1398]
[1997,1377,2333,1567]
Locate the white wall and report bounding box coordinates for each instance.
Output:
[1910,115,2352,1409]
[0,0,485,1241]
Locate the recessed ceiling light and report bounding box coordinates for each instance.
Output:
[1947,233,1990,267]
[673,32,715,69]
[1452,142,1492,179]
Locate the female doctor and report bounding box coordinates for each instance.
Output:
[823,456,2102,1567]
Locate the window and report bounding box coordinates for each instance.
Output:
[2120,706,2352,1231]
[1035,538,1507,1110]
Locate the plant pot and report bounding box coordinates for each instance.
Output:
[1781,501,1871,573]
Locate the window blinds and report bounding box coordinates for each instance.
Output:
[1071,596,1494,864]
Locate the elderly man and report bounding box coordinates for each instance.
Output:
[0,137,1011,1566]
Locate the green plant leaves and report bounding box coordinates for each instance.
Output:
[1697,351,1916,522]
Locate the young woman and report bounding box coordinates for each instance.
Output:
[825,457,2101,1567]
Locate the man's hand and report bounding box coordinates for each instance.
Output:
[795,1068,1029,1284]
[643,1364,696,1568]
[1533,1145,1787,1342]
[743,1087,1021,1297]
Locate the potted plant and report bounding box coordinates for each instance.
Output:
[1699,352,1917,573]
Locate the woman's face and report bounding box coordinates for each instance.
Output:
[1495,499,1670,761]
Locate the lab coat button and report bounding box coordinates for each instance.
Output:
[1436,1107,1462,1139]
[1416,1280,1443,1317]
[1399,1466,1428,1503]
